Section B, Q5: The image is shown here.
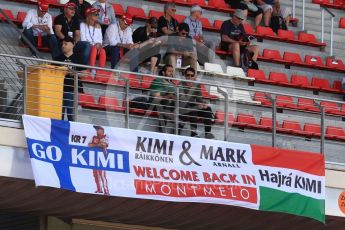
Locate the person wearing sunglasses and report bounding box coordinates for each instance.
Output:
[92,0,116,35]
[22,1,59,59]
[80,7,106,72]
[220,9,259,67]
[132,17,161,74]
[164,22,197,76]
[70,0,91,20]
[103,13,139,69]
[179,67,215,139]
[157,2,178,37]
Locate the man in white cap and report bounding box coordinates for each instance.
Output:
[184,5,215,64]
[220,9,259,67]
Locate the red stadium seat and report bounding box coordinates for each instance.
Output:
[214,111,235,125]
[332,80,343,92]
[268,72,290,86]
[14,11,26,24]
[256,26,276,37]
[208,0,229,9]
[118,73,141,88]
[305,55,324,66]
[141,76,155,89]
[312,0,329,4]
[199,18,212,30]
[290,75,312,88]
[94,70,114,84]
[334,0,345,6]
[200,84,219,100]
[247,69,270,83]
[280,120,306,135]
[326,58,345,69]
[98,96,125,112]
[214,20,223,30]
[311,77,331,90]
[298,32,318,43]
[236,113,260,129]
[174,14,186,23]
[126,6,147,20]
[79,93,99,108]
[112,3,124,16]
[326,126,345,140]
[0,9,15,21]
[187,0,207,6]
[320,101,341,115]
[276,95,296,109]
[254,92,272,106]
[149,10,164,19]
[297,98,320,112]
[243,23,255,34]
[262,49,282,60]
[259,117,279,131]
[340,18,345,28]
[283,51,303,64]
[304,123,321,137]
[277,29,295,40]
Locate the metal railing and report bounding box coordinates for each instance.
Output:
[320,6,335,56]
[0,53,344,157]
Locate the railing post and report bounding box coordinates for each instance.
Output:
[23,64,28,114]
[320,106,325,155]
[174,86,179,135]
[74,73,79,122]
[330,16,334,56]
[321,8,325,43]
[302,0,305,31]
[272,98,277,147]
[216,87,229,141]
[125,79,130,129]
[292,0,296,19]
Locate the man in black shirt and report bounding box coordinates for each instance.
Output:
[157,2,178,37]
[55,37,82,121]
[220,9,259,67]
[164,23,197,76]
[132,17,161,74]
[70,0,91,20]
[54,1,91,65]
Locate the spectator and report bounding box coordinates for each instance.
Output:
[257,0,291,27]
[179,67,214,139]
[132,17,161,74]
[184,5,215,64]
[220,9,259,67]
[54,1,91,65]
[22,1,59,59]
[70,0,91,20]
[92,0,116,35]
[226,0,263,28]
[149,64,176,133]
[55,37,81,121]
[103,13,139,69]
[157,2,178,37]
[165,22,197,75]
[80,7,106,70]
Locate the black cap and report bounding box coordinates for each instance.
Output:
[148,17,158,28]
[93,125,104,130]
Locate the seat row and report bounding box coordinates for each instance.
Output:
[312,0,345,11]
[214,111,345,141]
[248,69,344,95]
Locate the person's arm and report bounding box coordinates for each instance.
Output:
[47,15,54,35]
[74,30,81,42]
[105,25,120,46]
[109,5,116,24]
[54,24,65,40]
[80,23,86,41]
[161,26,174,35]
[22,10,34,29]
[94,25,103,47]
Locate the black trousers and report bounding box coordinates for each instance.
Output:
[179,106,213,135]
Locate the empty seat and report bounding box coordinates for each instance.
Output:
[332,80,343,91]
[303,123,321,137]
[305,55,324,66]
[320,101,341,115]
[99,96,124,112]
[340,18,345,28]
[0,9,15,21]
[290,75,312,88]
[256,26,275,37]
[141,76,155,89]
[243,23,255,34]
[236,113,260,129]
[200,84,219,100]
[208,0,229,9]
[259,117,279,131]
[149,10,164,19]
[311,77,331,90]
[230,89,260,104]
[94,70,113,83]
[277,29,295,40]
[126,6,147,20]
[326,57,345,69]
[187,0,207,5]
[280,120,305,135]
[174,14,186,23]
[199,17,212,29]
[214,20,223,30]
[15,11,27,24]
[118,73,141,88]
[262,49,282,60]
[247,69,268,82]
[283,51,303,63]
[276,95,296,109]
[112,3,124,16]
[79,93,97,108]
[298,32,318,43]
[209,86,227,100]
[204,63,224,73]
[268,72,290,85]
[254,92,271,106]
[297,98,320,112]
[214,111,235,125]
[226,66,246,78]
[326,126,345,140]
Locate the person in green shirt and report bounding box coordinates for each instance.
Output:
[149,64,176,133]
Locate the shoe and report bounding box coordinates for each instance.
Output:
[191,131,199,138]
[205,133,215,139]
[30,54,38,58]
[95,189,103,193]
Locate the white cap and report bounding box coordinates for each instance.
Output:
[191,5,203,13]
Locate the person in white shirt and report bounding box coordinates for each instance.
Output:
[92,0,116,35]
[80,7,106,68]
[103,13,139,69]
[22,1,59,58]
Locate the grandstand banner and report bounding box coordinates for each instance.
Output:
[22,115,325,222]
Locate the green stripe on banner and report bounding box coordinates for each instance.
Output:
[259,187,325,223]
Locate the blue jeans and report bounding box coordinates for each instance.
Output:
[22,28,60,59]
[62,91,74,121]
[74,41,91,65]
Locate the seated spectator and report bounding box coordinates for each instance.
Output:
[55,37,81,121]
[22,1,59,59]
[165,23,197,75]
[220,9,259,67]
[149,64,176,133]
[103,13,139,69]
[157,2,178,37]
[54,1,91,65]
[80,7,106,71]
[70,0,91,20]
[132,17,161,74]
[184,5,215,64]
[257,0,291,27]
[227,0,263,28]
[92,0,116,35]
[179,67,214,139]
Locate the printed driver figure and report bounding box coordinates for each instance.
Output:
[88,125,110,195]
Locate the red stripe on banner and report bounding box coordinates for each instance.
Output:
[251,145,325,176]
[135,180,258,204]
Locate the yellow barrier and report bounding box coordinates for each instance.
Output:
[25,65,67,119]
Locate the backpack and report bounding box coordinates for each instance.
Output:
[270,16,287,33]
[241,48,259,73]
